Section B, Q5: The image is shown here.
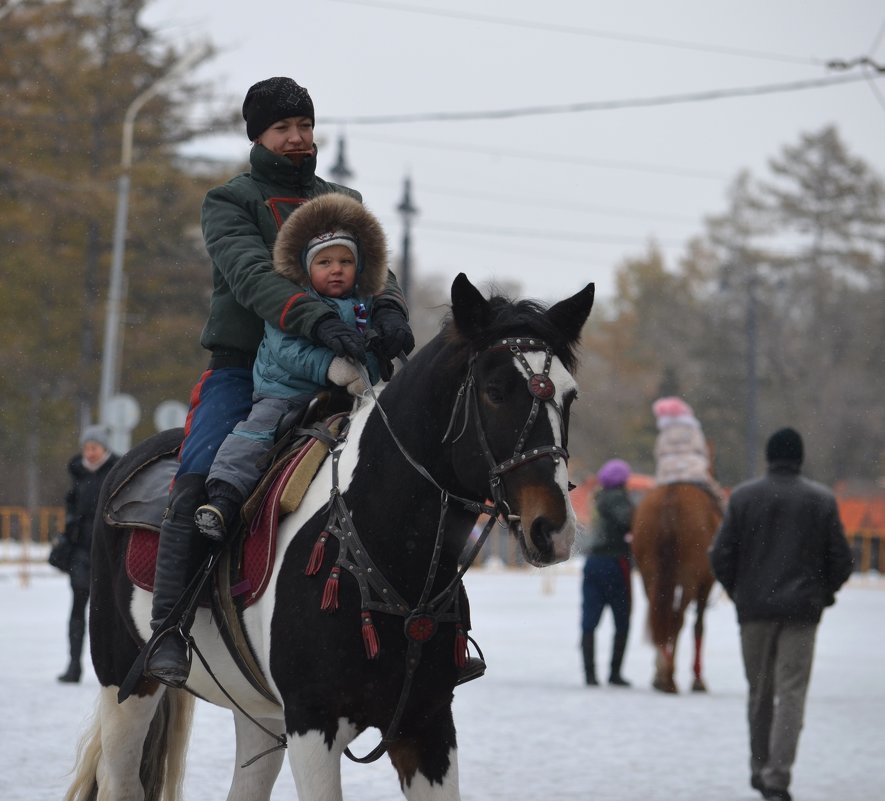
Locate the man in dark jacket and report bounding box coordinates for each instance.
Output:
[144,77,414,685]
[709,427,853,801]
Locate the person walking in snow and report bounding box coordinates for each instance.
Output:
[709,427,853,801]
[580,458,635,687]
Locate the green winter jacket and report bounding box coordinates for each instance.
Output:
[199,143,407,354]
[588,487,635,558]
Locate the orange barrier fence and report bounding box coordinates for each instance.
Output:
[1,500,883,573]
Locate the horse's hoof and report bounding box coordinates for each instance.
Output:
[652,678,678,694]
[691,678,707,692]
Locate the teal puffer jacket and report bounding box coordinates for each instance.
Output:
[252,295,381,400]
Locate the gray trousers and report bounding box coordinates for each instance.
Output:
[740,620,817,792]
[207,396,294,501]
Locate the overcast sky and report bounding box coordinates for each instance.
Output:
[144,0,885,303]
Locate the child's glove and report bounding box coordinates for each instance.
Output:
[327,357,368,396]
[371,304,415,360]
[314,317,367,363]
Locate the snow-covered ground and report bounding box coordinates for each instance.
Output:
[1,558,882,801]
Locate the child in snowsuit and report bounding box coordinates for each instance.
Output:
[194,193,388,539]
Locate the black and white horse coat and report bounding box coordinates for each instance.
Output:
[67,273,595,801]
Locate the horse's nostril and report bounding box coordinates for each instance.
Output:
[530,517,554,558]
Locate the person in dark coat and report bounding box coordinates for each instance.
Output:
[144,77,413,686]
[580,458,635,687]
[58,425,118,683]
[709,427,853,801]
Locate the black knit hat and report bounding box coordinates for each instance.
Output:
[765,427,804,464]
[242,77,315,140]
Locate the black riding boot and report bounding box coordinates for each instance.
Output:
[143,473,206,688]
[581,632,598,686]
[609,631,631,687]
[454,582,487,686]
[58,618,85,683]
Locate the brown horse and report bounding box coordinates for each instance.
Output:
[631,483,722,693]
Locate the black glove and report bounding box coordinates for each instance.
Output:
[372,304,415,360]
[313,317,367,363]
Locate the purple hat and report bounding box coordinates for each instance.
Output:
[597,458,631,489]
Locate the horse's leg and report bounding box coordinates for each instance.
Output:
[389,705,461,800]
[691,586,712,692]
[227,710,286,801]
[94,686,164,801]
[653,643,677,694]
[287,718,358,801]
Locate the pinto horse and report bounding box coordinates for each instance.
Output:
[65,273,594,801]
[631,483,722,693]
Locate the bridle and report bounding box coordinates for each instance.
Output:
[442,337,570,520]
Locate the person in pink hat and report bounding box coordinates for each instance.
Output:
[651,396,719,496]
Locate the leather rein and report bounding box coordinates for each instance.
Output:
[335,336,569,763]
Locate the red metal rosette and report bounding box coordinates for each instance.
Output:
[404,613,438,642]
[528,374,555,400]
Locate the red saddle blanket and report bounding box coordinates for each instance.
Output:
[126,433,331,608]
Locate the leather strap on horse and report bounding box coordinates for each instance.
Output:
[117,546,221,703]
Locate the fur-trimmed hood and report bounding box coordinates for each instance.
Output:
[273,193,388,297]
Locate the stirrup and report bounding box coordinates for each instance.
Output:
[194,504,227,542]
[143,628,192,688]
[455,656,487,686]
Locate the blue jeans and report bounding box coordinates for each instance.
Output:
[581,555,632,634]
[176,366,254,479]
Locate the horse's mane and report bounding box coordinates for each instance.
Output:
[440,294,580,373]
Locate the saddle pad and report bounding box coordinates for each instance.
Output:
[125,427,339,607]
[239,427,340,607]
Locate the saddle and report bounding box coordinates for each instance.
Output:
[105,411,348,702]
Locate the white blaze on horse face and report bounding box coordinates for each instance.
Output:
[510,351,578,563]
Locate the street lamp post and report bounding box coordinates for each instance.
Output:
[328,133,354,184]
[98,46,209,425]
[396,175,418,306]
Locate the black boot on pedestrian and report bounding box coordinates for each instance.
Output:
[57,664,82,683]
[609,631,631,687]
[58,618,85,683]
[143,473,205,688]
[581,633,598,686]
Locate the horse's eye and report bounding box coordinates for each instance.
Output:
[485,385,506,404]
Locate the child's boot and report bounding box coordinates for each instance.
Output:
[195,480,243,542]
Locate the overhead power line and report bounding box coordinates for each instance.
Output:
[324,72,882,126]
[396,218,686,249]
[344,131,730,181]
[332,0,826,67]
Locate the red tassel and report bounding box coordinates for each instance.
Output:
[361,612,380,659]
[305,531,328,576]
[454,624,468,668]
[320,567,340,611]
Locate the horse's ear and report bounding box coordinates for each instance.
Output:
[545,283,595,345]
[451,273,490,338]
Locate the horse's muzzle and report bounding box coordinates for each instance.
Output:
[513,514,575,566]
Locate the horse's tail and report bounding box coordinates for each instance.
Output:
[64,687,195,801]
[646,488,680,651]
